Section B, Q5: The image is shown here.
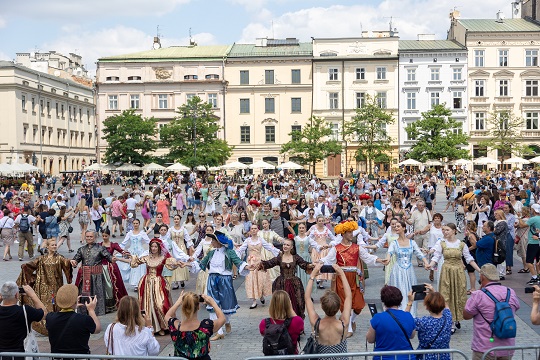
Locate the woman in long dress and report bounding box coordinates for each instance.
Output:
[193,225,214,295]
[99,228,129,312]
[168,214,194,289]
[384,220,429,317]
[130,238,176,335]
[236,224,279,309]
[427,223,480,334]
[258,219,283,282]
[308,215,338,289]
[120,218,151,291]
[294,223,322,288]
[428,213,445,286]
[16,238,72,335]
[156,195,170,225]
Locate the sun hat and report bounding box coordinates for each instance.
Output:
[480,264,499,281]
[56,284,79,309]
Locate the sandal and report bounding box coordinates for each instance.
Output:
[232,275,237,280]
[518,268,530,273]
[467,289,472,295]
[506,269,512,275]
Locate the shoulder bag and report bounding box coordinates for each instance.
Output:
[424,319,446,349]
[22,305,39,360]
[301,317,320,354]
[386,310,413,350]
[106,323,116,355]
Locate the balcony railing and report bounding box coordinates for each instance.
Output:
[522,130,540,137]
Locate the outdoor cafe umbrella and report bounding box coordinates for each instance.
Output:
[143,162,166,171]
[116,163,141,172]
[249,160,275,170]
[399,159,422,166]
[278,161,303,170]
[474,157,498,165]
[220,161,249,170]
[425,159,443,166]
[529,155,540,163]
[450,158,472,165]
[503,156,530,165]
[166,163,190,171]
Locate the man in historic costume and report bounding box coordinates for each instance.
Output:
[320,220,388,338]
[70,230,116,316]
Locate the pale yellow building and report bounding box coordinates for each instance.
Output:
[312,33,400,177]
[224,39,312,169]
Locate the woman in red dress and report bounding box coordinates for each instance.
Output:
[100,228,129,311]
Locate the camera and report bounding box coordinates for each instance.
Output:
[79,296,91,304]
[199,295,205,303]
[18,287,25,294]
[320,265,336,273]
[412,284,427,301]
[525,287,535,294]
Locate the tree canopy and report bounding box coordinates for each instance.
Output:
[480,111,532,161]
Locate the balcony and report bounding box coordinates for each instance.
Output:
[494,97,512,103]
[522,97,540,103]
[470,97,488,103]
[470,130,489,137]
[522,130,540,138]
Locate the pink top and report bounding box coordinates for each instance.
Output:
[259,316,304,354]
[464,284,519,355]
[111,200,123,217]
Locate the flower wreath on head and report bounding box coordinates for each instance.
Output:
[334,220,358,235]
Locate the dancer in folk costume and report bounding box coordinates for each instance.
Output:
[99,228,129,312]
[294,223,323,288]
[168,214,194,289]
[258,219,284,282]
[193,225,215,295]
[308,215,338,289]
[119,219,151,291]
[359,199,384,237]
[320,220,387,337]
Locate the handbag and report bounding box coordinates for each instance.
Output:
[22,305,40,360]
[301,317,320,354]
[106,323,115,355]
[68,225,74,233]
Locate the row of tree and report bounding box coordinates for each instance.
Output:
[101,95,532,172]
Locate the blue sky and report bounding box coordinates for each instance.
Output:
[0,0,512,73]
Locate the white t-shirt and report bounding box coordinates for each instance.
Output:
[125,198,138,211]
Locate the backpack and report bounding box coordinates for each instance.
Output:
[493,236,506,265]
[479,287,517,339]
[262,318,294,356]
[19,214,30,233]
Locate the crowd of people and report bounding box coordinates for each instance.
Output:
[0,168,540,359]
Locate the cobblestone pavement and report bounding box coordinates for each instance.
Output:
[1,183,539,360]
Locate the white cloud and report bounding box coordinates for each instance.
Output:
[238,0,512,42]
[0,15,6,28]
[228,0,268,12]
[0,51,11,61]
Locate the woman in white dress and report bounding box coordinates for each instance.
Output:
[472,195,491,237]
[168,214,194,289]
[193,225,215,295]
[182,212,197,244]
[258,219,283,282]
[428,213,445,286]
[119,219,151,291]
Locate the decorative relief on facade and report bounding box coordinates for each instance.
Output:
[153,67,172,79]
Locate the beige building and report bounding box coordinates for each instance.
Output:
[448,13,540,166]
[224,38,312,169]
[96,41,230,159]
[0,55,96,174]
[312,33,400,176]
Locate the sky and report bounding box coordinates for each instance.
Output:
[0,0,515,74]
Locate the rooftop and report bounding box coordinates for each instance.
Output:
[98,45,232,62]
[399,40,466,51]
[458,18,540,32]
[228,43,312,58]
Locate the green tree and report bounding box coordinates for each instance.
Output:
[280,116,342,174]
[405,104,469,162]
[160,96,233,168]
[101,109,158,165]
[344,94,394,174]
[480,111,532,164]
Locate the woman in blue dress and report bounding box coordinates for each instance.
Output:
[384,220,429,317]
[120,218,151,291]
[293,223,322,288]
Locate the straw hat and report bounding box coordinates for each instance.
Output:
[480,264,499,282]
[56,284,79,309]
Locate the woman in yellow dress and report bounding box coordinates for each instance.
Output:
[168,214,194,289]
[16,238,72,335]
[194,225,214,295]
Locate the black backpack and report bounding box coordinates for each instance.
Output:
[19,214,30,233]
[262,318,294,356]
[493,236,506,265]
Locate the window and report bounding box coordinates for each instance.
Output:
[240,99,250,113]
[208,93,218,108]
[291,98,301,113]
[184,75,198,80]
[474,50,485,67]
[186,93,196,101]
[474,80,485,97]
[87,109,90,124]
[453,68,462,81]
[40,100,44,114]
[526,112,539,129]
[526,80,539,96]
[453,91,462,109]
[430,92,440,108]
[79,108,82,122]
[376,67,386,80]
[55,103,59,118]
[328,68,338,81]
[355,92,365,108]
[291,69,301,84]
[430,68,440,81]
[130,95,140,109]
[526,49,539,67]
[499,50,508,67]
[108,95,118,110]
[407,69,416,81]
[499,80,509,96]
[291,125,302,141]
[68,106,72,120]
[452,122,463,134]
[330,123,339,140]
[21,95,26,111]
[61,104,65,118]
[499,113,509,130]
[158,94,168,109]
[240,70,249,85]
[475,113,485,130]
[265,126,275,143]
[47,101,50,116]
[127,76,141,81]
[240,126,250,143]
[31,98,35,113]
[265,70,274,84]
[205,74,219,80]
[406,92,416,110]
[265,98,275,113]
[356,68,366,80]
[377,92,387,109]
[329,93,339,109]
[106,76,119,81]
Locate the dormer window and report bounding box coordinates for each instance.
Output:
[128,76,142,81]
[106,76,120,81]
[205,74,219,80]
[184,75,198,80]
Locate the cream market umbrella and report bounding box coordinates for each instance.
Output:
[85,162,104,171]
[249,160,275,170]
[220,161,249,170]
[450,158,472,165]
[425,159,443,166]
[195,165,207,171]
[503,156,530,165]
[166,163,190,171]
[474,157,498,165]
[529,156,540,163]
[116,163,141,172]
[279,161,303,170]
[399,159,422,166]
[143,162,166,172]
[208,166,221,171]
[18,163,41,172]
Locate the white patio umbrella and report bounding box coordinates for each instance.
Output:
[503,156,530,164]
[450,158,472,165]
[425,159,443,166]
[221,161,249,170]
[399,159,422,166]
[116,163,141,172]
[249,160,275,170]
[474,157,499,165]
[85,163,104,171]
[529,155,540,163]
[18,163,41,172]
[166,163,190,171]
[0,163,13,175]
[142,162,165,171]
[208,166,221,171]
[279,161,303,170]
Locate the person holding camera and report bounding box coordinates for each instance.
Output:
[0,282,46,359]
[45,284,101,355]
[104,296,160,357]
[165,291,225,360]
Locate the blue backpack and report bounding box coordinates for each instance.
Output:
[479,288,516,339]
